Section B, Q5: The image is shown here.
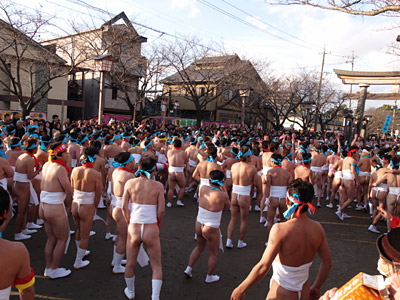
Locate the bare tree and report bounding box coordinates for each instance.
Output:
[267,0,400,16]
[160,36,267,125]
[0,3,83,117]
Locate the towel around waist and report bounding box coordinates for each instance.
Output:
[232,184,251,196]
[270,185,287,198]
[73,189,95,205]
[197,206,222,228]
[14,172,29,182]
[41,191,66,205]
[129,203,157,224]
[272,260,313,292]
[168,166,184,173]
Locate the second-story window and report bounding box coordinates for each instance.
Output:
[112,83,118,100]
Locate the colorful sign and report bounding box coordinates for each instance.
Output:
[382,115,393,133]
[0,110,47,121]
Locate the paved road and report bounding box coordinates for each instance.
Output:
[5,194,384,300]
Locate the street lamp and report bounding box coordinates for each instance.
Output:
[93,54,114,125]
[239,89,250,127]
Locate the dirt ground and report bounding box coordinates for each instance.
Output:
[5,193,385,300]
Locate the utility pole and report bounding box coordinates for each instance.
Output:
[346,51,355,111]
[315,46,326,131]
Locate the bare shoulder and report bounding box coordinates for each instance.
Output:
[153,180,164,191]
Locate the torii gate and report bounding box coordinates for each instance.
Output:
[334,69,400,135]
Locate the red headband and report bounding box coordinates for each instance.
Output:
[287,193,315,217]
[347,149,357,157]
[54,143,66,154]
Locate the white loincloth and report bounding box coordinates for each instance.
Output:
[373,184,387,197]
[0,177,7,190]
[34,171,42,180]
[271,260,313,299]
[73,189,95,212]
[129,203,158,268]
[14,172,39,205]
[71,159,77,168]
[262,166,272,176]
[111,194,123,209]
[197,206,224,252]
[199,178,210,189]
[257,170,263,177]
[0,286,11,300]
[226,170,231,179]
[334,171,343,179]
[270,185,287,199]
[108,158,114,168]
[132,154,141,165]
[232,184,251,201]
[342,170,354,180]
[189,159,197,168]
[359,171,371,177]
[310,166,322,173]
[168,166,184,173]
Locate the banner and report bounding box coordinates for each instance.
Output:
[382,115,393,133]
[0,110,47,121]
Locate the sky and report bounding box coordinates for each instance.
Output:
[10,0,400,110]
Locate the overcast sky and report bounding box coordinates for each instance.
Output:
[12,0,400,110]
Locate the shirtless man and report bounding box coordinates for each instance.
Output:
[231,179,332,300]
[326,151,344,209]
[185,137,199,193]
[90,141,106,209]
[249,147,263,211]
[167,139,188,207]
[222,147,239,198]
[0,187,35,300]
[40,142,73,279]
[336,146,359,221]
[154,135,169,184]
[368,155,391,233]
[68,131,81,168]
[282,148,294,178]
[104,136,123,169]
[262,141,279,178]
[6,137,23,194]
[110,152,135,274]
[264,153,292,246]
[71,146,102,269]
[382,157,400,232]
[184,170,230,283]
[121,133,131,152]
[122,157,165,300]
[356,148,372,210]
[294,153,313,184]
[326,143,341,201]
[14,138,41,240]
[226,146,258,249]
[128,139,143,170]
[0,149,13,192]
[310,144,326,207]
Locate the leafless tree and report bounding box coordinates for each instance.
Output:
[159,36,267,125]
[267,0,400,16]
[0,2,84,117]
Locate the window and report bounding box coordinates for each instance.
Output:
[200,87,205,96]
[112,83,118,100]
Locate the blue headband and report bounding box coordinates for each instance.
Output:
[79,136,88,145]
[112,154,134,168]
[39,137,51,150]
[8,129,15,134]
[83,154,97,163]
[28,125,38,129]
[10,141,21,149]
[27,142,38,150]
[283,192,301,219]
[29,133,39,138]
[271,157,282,165]
[207,156,215,163]
[111,135,121,144]
[199,142,206,150]
[210,178,223,187]
[135,166,156,179]
[237,149,252,158]
[144,141,152,152]
[302,157,312,163]
[0,148,6,159]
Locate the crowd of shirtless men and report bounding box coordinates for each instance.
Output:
[0,117,399,300]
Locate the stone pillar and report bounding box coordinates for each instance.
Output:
[356,84,369,135]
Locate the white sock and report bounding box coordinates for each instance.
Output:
[75,247,86,262]
[75,240,80,249]
[184,266,192,277]
[151,279,162,300]
[114,252,124,267]
[125,276,135,293]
